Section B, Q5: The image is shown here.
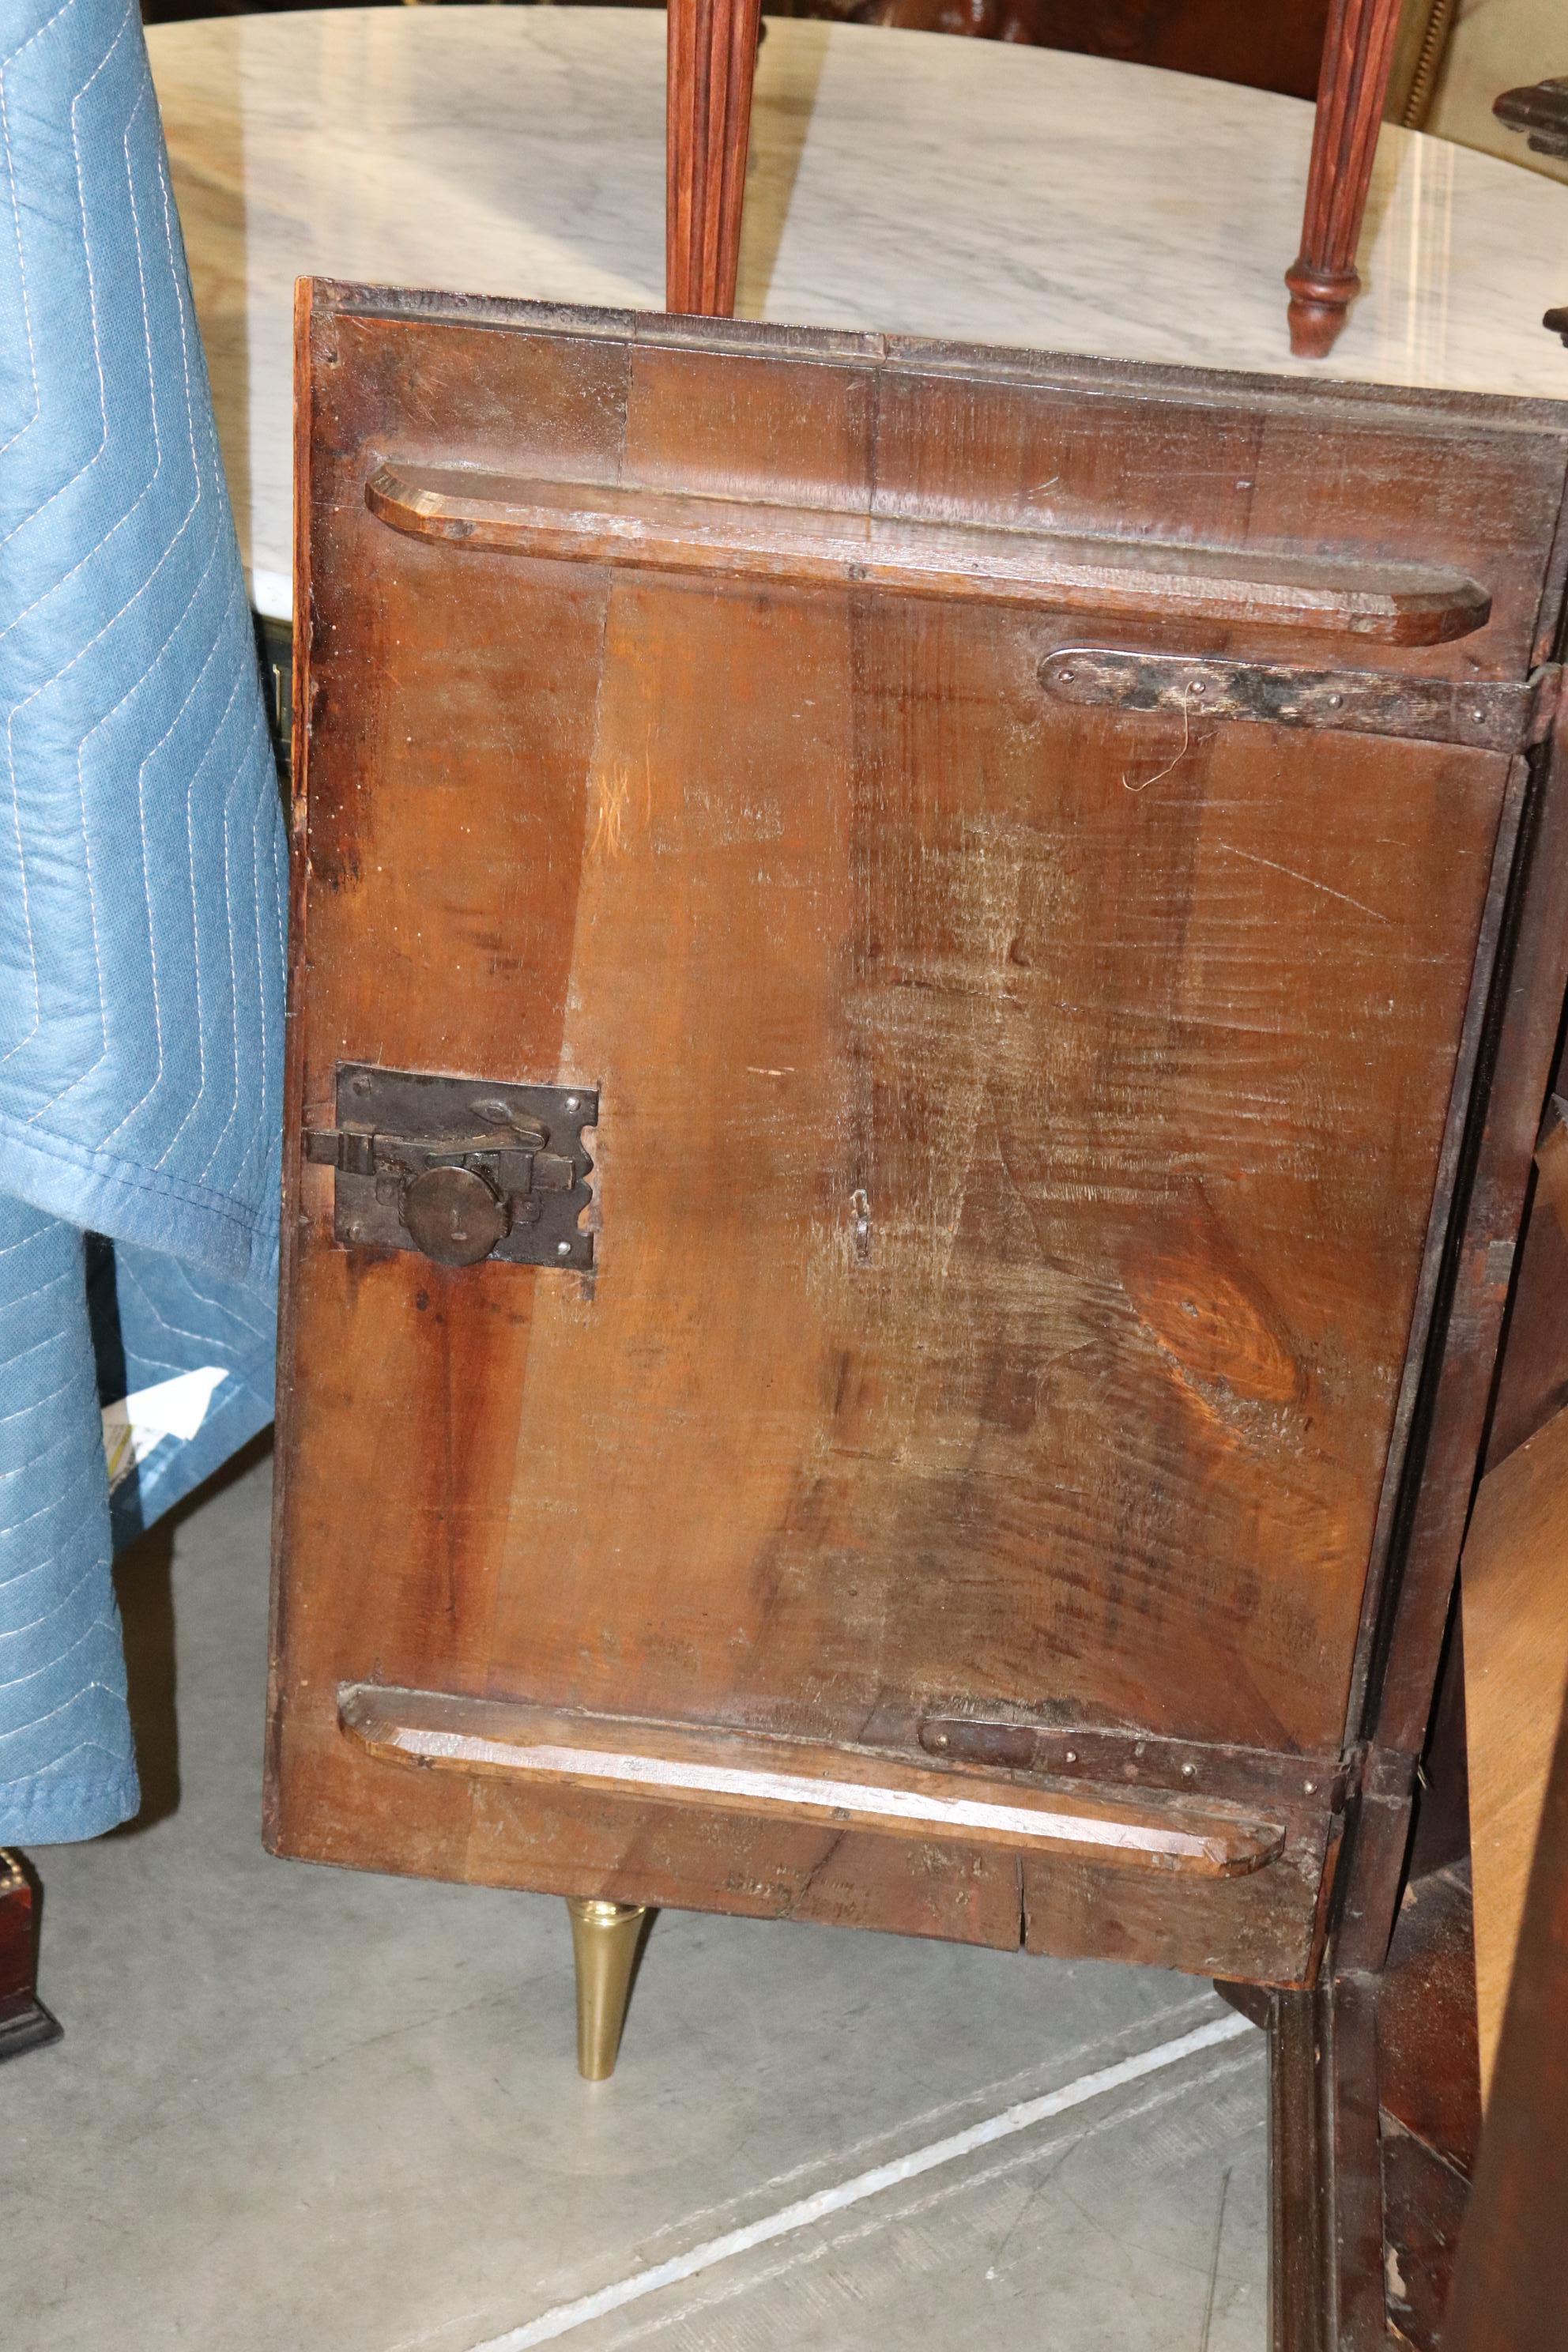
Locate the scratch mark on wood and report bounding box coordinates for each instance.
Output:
[1217,840,1393,926]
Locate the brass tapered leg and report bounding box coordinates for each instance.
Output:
[566,1898,649,2080]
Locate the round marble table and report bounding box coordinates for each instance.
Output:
[146,6,1568,621]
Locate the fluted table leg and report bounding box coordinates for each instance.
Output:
[1286,0,1404,358]
[666,0,763,316]
[566,1897,650,2080]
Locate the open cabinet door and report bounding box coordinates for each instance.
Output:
[268,285,1568,1993]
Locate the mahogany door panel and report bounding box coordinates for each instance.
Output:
[268,287,1568,1985]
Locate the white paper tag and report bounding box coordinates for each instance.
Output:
[102,1367,229,1492]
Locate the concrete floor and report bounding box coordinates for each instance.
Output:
[6,1446,1268,2351]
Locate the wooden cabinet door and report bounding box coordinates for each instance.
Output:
[268,284,1568,1987]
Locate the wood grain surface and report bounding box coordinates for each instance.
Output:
[1445,1678,1568,2352]
[1486,1055,1568,1466]
[268,287,1568,1988]
[1363,681,1568,1780]
[1377,1865,1481,2350]
[1462,1399,1568,2090]
[1268,1972,1387,2352]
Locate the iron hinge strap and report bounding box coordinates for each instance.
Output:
[1039,650,1563,754]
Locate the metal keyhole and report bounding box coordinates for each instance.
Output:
[400,1165,511,1267]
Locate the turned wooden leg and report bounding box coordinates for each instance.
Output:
[566,1897,650,2080]
[0,1852,62,2064]
[666,0,763,316]
[1286,0,1404,359]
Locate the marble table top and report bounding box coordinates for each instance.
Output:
[147,6,1568,620]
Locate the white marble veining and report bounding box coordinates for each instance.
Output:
[147,6,1568,618]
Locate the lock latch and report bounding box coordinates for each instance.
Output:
[303,1064,597,1270]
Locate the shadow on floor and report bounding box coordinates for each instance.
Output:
[109,1427,275,1838]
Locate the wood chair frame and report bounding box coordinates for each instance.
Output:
[664,0,1407,356]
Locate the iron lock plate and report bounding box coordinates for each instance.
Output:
[304,1063,597,1271]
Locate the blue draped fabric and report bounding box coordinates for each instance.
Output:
[0,0,285,1842]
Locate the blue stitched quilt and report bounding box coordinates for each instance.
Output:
[0,0,285,1843]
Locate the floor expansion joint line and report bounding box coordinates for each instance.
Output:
[465,2008,1257,2352]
